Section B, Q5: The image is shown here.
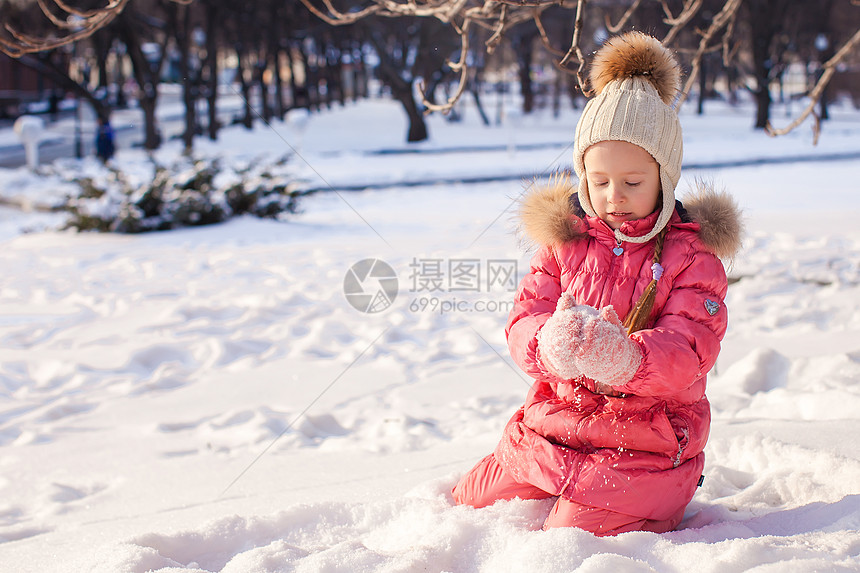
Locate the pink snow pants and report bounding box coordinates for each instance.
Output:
[452,454,684,536]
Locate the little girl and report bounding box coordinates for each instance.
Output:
[453,31,743,535]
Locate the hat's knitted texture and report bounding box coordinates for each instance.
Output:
[573,32,683,244]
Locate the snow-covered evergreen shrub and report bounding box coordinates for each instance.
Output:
[62,154,302,233]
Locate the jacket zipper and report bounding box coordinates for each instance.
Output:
[597,239,621,306]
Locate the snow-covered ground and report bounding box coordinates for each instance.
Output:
[1,94,860,572]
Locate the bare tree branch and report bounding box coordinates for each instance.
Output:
[485,3,509,50]
[297,0,858,143]
[675,0,742,109]
[0,0,189,57]
[558,0,585,67]
[661,0,703,46]
[298,0,383,25]
[659,0,676,21]
[722,10,739,66]
[50,0,126,20]
[766,26,860,142]
[419,18,472,113]
[35,0,74,29]
[494,0,554,6]
[663,0,703,26]
[605,0,641,34]
[534,8,567,58]
[558,0,590,95]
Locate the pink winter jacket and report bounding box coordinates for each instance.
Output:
[494,179,743,523]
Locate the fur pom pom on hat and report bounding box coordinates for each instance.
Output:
[589,32,681,105]
[574,31,684,244]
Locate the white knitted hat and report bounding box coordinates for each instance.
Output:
[573,32,683,244]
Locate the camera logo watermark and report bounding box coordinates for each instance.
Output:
[343,258,399,313]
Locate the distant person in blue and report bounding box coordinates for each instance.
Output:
[95,116,116,163]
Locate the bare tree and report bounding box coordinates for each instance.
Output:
[4,0,859,147]
[509,22,538,114]
[164,0,202,152]
[300,0,860,141]
[201,0,221,139]
[360,16,460,142]
[0,0,198,151]
[15,49,111,119]
[116,6,170,149]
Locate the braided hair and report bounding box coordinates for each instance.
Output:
[622,226,669,335]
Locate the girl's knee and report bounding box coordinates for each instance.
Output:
[543,499,649,535]
[544,498,686,535]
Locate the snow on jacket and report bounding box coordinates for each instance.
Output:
[494,176,743,522]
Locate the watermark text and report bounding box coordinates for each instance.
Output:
[408,296,515,315]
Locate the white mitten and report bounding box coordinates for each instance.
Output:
[571,306,642,387]
[537,293,599,380]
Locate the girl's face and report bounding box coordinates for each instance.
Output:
[584,140,661,231]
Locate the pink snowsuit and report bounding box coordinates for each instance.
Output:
[454,183,740,535]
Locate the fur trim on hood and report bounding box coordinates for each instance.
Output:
[518,173,743,260]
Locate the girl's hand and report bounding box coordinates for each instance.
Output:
[536,294,598,380]
[573,307,643,387]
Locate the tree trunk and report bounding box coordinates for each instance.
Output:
[253,4,273,123]
[754,82,771,129]
[139,95,161,148]
[114,47,127,109]
[334,39,346,106]
[394,82,428,142]
[319,38,334,109]
[118,11,162,149]
[348,38,361,102]
[205,1,219,140]
[284,44,300,109]
[516,35,535,114]
[367,32,428,143]
[818,45,834,121]
[355,41,369,99]
[296,42,316,111]
[747,0,786,129]
[697,55,707,115]
[820,85,830,120]
[256,57,272,123]
[567,75,581,109]
[234,44,254,129]
[92,30,111,96]
[241,65,254,128]
[267,0,286,119]
[273,50,287,119]
[751,37,772,129]
[470,69,490,127]
[170,3,196,153]
[726,65,739,106]
[321,38,336,108]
